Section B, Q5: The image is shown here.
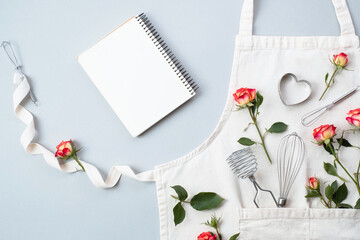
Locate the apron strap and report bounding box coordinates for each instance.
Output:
[238,0,253,37]
[332,0,356,36]
[239,0,356,37]
[12,72,155,189]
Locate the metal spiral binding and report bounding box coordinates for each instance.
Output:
[135,13,198,95]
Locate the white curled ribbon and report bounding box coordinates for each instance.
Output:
[13,72,155,188]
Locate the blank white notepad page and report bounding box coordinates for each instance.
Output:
[78,16,195,137]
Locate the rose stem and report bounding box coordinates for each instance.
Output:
[319,193,331,208]
[356,160,360,187]
[73,152,86,172]
[319,67,339,101]
[248,107,272,164]
[329,144,360,195]
[215,227,222,240]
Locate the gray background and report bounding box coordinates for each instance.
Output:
[0,0,359,239]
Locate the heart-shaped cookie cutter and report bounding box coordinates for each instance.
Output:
[278,73,312,106]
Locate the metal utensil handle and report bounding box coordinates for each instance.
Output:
[29,90,38,105]
[250,176,278,208]
[18,73,39,105]
[251,181,260,208]
[332,86,358,105]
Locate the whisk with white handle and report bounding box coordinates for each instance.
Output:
[226,147,278,208]
[1,41,38,106]
[277,132,305,207]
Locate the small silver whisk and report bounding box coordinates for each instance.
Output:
[277,132,305,207]
[226,147,277,208]
[1,41,38,105]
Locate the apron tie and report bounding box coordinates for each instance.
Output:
[12,72,155,188]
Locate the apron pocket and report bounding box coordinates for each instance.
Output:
[238,208,360,240]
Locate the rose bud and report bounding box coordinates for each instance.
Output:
[55,140,74,159]
[333,53,348,68]
[308,177,319,190]
[313,124,336,144]
[55,139,85,171]
[197,232,217,240]
[233,88,256,106]
[346,108,360,127]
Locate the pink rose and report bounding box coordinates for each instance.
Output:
[313,124,336,144]
[54,139,85,171]
[197,232,217,240]
[55,140,74,159]
[308,177,319,190]
[346,108,360,127]
[333,53,348,67]
[233,88,256,106]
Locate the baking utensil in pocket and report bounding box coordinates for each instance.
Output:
[226,147,278,208]
[277,132,305,207]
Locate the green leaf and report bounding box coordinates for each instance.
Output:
[250,103,256,115]
[324,162,338,177]
[190,192,224,211]
[325,185,334,201]
[267,122,288,134]
[338,203,353,209]
[337,138,353,147]
[333,183,348,204]
[238,137,256,146]
[323,143,333,155]
[354,199,360,209]
[173,202,186,226]
[331,180,338,192]
[305,190,321,198]
[323,162,345,181]
[171,185,188,202]
[204,214,221,228]
[256,92,263,109]
[229,233,240,240]
[325,73,329,84]
[235,104,247,111]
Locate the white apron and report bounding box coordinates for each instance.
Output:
[11,0,360,239]
[152,0,360,239]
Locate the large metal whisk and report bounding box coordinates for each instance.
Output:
[277,132,305,207]
[226,147,277,208]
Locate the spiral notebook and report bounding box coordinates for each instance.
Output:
[78,13,198,137]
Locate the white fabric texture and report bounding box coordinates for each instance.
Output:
[153,0,360,239]
[13,71,155,188]
[238,208,360,239]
